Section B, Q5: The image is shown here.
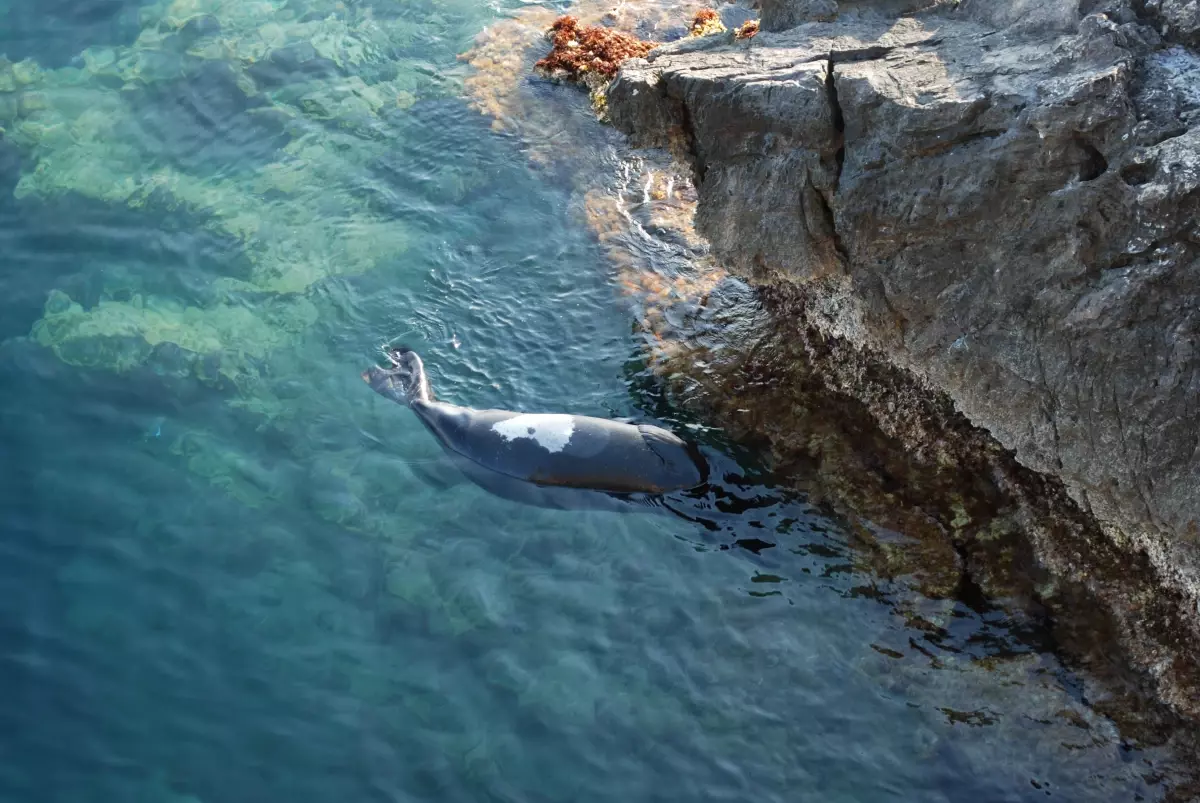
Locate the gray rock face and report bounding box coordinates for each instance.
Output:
[608,0,1200,707]
[1139,0,1200,45]
[759,0,840,30]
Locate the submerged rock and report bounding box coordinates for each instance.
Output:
[605,0,1200,721]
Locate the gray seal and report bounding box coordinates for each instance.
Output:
[362,348,708,509]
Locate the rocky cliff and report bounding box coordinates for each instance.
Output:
[605,0,1200,713]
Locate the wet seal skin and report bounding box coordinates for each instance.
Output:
[362,347,708,511]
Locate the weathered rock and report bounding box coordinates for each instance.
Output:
[1138,0,1200,46]
[608,0,1200,715]
[759,0,840,30]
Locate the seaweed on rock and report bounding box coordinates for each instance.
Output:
[734,19,759,39]
[534,15,657,82]
[688,9,727,37]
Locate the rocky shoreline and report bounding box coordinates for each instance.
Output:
[457,0,1200,783]
[597,0,1200,727]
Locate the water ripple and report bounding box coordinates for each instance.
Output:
[0,0,1189,800]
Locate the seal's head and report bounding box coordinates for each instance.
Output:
[362,347,433,406]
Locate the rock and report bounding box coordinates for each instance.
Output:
[1140,0,1200,46]
[177,13,222,46]
[608,0,1200,715]
[760,0,840,30]
[958,0,1082,33]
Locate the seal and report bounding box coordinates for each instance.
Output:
[362,347,708,508]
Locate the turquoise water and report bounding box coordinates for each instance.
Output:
[0,0,1187,800]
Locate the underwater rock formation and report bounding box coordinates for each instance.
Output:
[0,0,505,521]
[605,0,1200,718]
[0,0,487,384]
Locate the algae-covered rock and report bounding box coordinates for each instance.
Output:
[5,0,485,389]
[0,0,508,557]
[688,9,727,37]
[516,653,605,726]
[169,429,289,507]
[31,289,319,382]
[382,547,500,636]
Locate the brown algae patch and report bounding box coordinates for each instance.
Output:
[688,9,727,37]
[460,0,721,135]
[734,19,759,39]
[460,7,560,131]
[458,0,710,259]
[535,16,657,81]
[533,15,658,117]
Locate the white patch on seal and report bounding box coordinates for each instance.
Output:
[491,414,576,453]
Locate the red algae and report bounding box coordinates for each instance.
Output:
[534,15,657,81]
[688,8,726,37]
[734,19,759,39]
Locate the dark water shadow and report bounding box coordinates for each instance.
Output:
[0,0,149,68]
[619,265,1200,798]
[124,58,295,174]
[0,187,260,342]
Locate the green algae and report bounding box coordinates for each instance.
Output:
[0,0,519,562]
[3,0,480,379]
[32,288,320,379]
[7,76,413,295]
[1,0,496,515]
[170,429,289,507]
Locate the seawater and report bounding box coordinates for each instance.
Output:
[0,0,1183,800]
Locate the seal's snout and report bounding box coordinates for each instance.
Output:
[361,364,397,398]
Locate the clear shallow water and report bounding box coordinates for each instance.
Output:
[0,0,1184,800]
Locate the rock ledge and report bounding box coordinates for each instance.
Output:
[606,0,1200,717]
